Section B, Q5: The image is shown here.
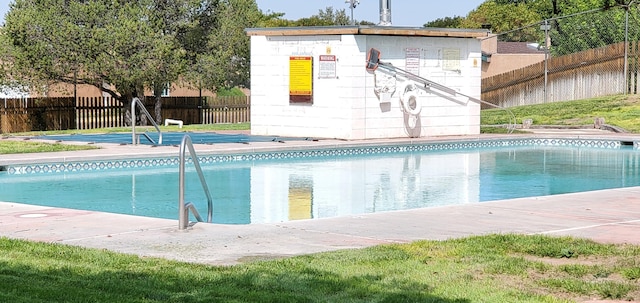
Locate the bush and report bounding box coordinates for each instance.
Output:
[216,87,245,97]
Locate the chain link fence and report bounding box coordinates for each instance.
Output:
[481,6,640,109]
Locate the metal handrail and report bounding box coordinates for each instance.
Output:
[178,135,213,230]
[131,97,163,145]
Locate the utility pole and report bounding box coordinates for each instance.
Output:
[345,0,359,25]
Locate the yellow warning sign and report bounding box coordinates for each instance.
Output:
[289,56,313,103]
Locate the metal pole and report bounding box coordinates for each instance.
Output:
[131,97,136,144]
[346,0,357,25]
[178,137,187,229]
[544,50,548,103]
[350,1,354,25]
[624,2,635,94]
[543,19,549,103]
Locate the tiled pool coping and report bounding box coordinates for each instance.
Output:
[3,137,634,175]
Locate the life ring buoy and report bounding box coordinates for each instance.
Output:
[401,84,421,116]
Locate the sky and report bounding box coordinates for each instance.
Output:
[0,0,8,23]
[255,0,487,27]
[0,0,486,28]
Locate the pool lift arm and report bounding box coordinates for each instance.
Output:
[366,48,516,132]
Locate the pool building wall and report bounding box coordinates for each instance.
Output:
[246,26,490,140]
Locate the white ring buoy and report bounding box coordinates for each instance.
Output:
[401,85,421,116]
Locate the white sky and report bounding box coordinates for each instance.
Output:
[255,0,486,27]
[0,0,486,27]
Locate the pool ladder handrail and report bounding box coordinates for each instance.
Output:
[131,97,163,145]
[178,134,213,230]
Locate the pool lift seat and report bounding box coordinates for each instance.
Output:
[178,134,213,230]
[365,48,516,132]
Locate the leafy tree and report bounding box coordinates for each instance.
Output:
[217,87,246,97]
[461,1,542,41]
[549,3,639,55]
[257,6,358,27]
[315,7,351,26]
[424,16,464,28]
[358,20,376,25]
[147,0,193,122]
[180,0,261,92]
[2,0,259,124]
[454,0,637,56]
[2,0,186,124]
[258,11,297,27]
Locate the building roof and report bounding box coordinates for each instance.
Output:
[497,42,546,54]
[246,26,490,39]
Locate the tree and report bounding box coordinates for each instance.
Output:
[2,0,187,124]
[180,0,261,92]
[452,0,633,54]
[147,0,193,122]
[461,1,543,41]
[314,7,351,26]
[523,0,637,55]
[424,16,464,28]
[258,11,297,27]
[548,3,635,55]
[257,6,358,27]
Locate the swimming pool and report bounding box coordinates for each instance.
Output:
[1,138,639,224]
[34,132,315,145]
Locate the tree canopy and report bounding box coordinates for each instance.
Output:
[461,1,542,41]
[1,0,260,108]
[423,0,640,55]
[423,16,464,29]
[258,6,371,27]
[181,0,261,92]
[4,0,178,103]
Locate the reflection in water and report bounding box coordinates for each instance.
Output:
[2,146,640,224]
[248,151,480,223]
[288,175,313,221]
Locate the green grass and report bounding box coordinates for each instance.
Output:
[481,94,640,133]
[0,140,98,154]
[1,234,638,302]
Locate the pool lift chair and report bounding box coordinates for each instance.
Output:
[365,48,516,132]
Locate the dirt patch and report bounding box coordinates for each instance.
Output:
[511,254,640,302]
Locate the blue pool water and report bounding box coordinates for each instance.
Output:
[1,141,639,224]
[34,132,314,145]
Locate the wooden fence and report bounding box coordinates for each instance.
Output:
[202,96,251,124]
[0,97,76,133]
[1,96,250,134]
[482,42,633,108]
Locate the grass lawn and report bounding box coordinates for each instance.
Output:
[1,234,638,302]
[0,140,98,154]
[481,94,640,132]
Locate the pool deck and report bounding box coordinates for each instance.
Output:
[1,130,640,267]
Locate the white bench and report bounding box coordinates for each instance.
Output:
[164,118,183,128]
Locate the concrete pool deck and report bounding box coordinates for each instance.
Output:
[1,130,640,266]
